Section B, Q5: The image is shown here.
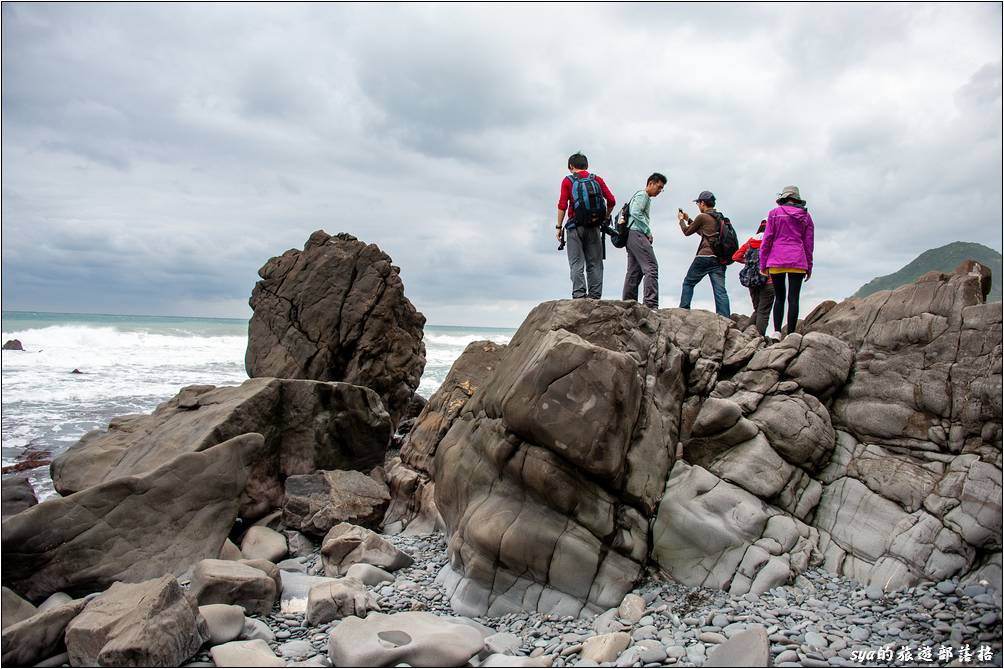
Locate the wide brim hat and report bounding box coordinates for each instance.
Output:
[776,185,803,202]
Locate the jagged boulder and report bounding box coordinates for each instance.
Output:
[1,595,89,666]
[805,269,1001,455]
[65,576,207,668]
[283,469,391,536]
[246,230,426,429]
[2,434,263,600]
[419,265,1001,615]
[434,300,764,617]
[384,340,506,535]
[50,378,391,518]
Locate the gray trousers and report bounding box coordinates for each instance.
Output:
[749,282,775,335]
[566,225,604,299]
[622,230,659,308]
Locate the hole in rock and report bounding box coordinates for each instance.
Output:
[377,630,412,648]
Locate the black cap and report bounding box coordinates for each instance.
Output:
[693,190,715,203]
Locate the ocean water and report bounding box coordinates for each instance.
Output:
[0,311,513,498]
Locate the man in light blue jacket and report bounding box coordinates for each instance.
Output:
[621,173,667,309]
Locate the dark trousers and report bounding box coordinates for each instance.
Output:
[771,272,804,335]
[680,256,730,317]
[748,282,775,335]
[566,226,604,299]
[622,230,659,308]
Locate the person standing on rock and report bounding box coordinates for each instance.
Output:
[733,219,774,336]
[621,173,667,309]
[556,152,616,300]
[677,190,731,317]
[759,185,814,339]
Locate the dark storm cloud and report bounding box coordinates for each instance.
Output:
[1,3,1001,326]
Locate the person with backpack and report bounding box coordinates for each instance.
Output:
[676,190,733,317]
[620,173,667,309]
[733,219,774,336]
[556,152,616,300]
[759,185,815,339]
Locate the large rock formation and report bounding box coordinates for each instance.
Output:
[3,434,263,600]
[427,264,1001,616]
[384,340,506,535]
[245,230,426,428]
[435,300,758,617]
[50,377,391,518]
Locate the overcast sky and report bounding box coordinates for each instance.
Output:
[2,3,1001,327]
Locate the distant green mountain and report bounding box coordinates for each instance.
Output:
[853,241,1002,303]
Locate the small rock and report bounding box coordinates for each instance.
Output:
[2,339,24,351]
[618,594,646,624]
[199,604,246,645]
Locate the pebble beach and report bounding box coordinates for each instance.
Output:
[181,532,1003,668]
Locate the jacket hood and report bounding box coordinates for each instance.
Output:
[778,204,810,222]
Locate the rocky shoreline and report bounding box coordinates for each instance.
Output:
[3,231,1001,667]
[175,530,1003,668]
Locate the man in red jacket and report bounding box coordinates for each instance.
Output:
[556,153,616,299]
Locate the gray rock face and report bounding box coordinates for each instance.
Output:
[1,585,36,629]
[191,559,277,615]
[435,301,758,617]
[384,340,506,536]
[2,434,263,601]
[65,576,206,668]
[1,475,38,520]
[420,266,1000,614]
[326,611,483,667]
[320,523,413,577]
[651,462,817,596]
[245,230,426,430]
[1,596,89,667]
[283,470,390,536]
[50,378,391,519]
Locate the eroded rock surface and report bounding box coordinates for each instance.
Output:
[2,434,263,601]
[384,340,506,536]
[425,264,1001,616]
[246,230,426,429]
[434,300,760,617]
[65,576,206,668]
[283,469,390,536]
[51,378,391,519]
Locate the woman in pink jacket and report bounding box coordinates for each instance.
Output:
[759,185,814,339]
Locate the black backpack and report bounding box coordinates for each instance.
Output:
[709,212,739,265]
[608,200,631,248]
[739,245,768,288]
[568,173,607,227]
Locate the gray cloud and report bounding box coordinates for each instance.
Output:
[2,3,1001,327]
